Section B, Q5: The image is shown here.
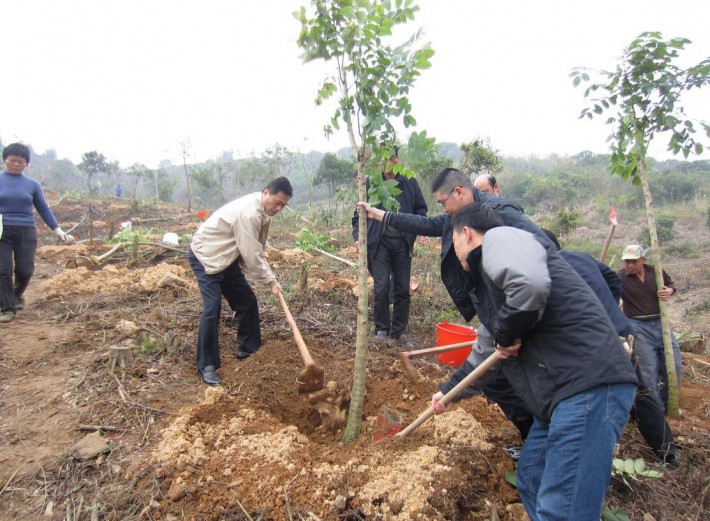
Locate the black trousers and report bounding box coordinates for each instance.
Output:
[0,226,36,312]
[188,249,261,370]
[370,234,411,338]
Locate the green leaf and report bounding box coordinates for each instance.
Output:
[633,458,646,473]
[573,76,581,87]
[504,471,517,488]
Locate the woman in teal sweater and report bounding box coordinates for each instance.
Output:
[0,143,74,323]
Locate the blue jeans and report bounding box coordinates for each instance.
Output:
[0,226,37,312]
[516,383,636,521]
[630,319,682,412]
[188,249,261,370]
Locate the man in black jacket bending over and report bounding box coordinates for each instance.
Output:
[450,204,637,521]
[352,147,428,349]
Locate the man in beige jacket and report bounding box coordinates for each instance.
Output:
[189,177,292,386]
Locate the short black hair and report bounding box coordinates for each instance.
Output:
[265,177,293,197]
[542,229,561,251]
[2,143,31,164]
[451,203,503,233]
[431,168,472,194]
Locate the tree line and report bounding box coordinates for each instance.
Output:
[1,139,707,217]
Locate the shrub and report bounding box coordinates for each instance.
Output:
[541,208,582,239]
[637,216,675,244]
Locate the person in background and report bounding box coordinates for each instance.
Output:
[0,143,75,323]
[619,244,683,412]
[115,184,123,198]
[352,146,428,349]
[542,230,677,464]
[449,204,636,521]
[472,172,500,196]
[189,177,291,386]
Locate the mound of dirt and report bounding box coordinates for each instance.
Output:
[268,247,315,267]
[141,337,514,520]
[42,262,196,299]
[151,386,497,520]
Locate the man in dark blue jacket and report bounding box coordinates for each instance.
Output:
[352,147,427,348]
[450,204,637,521]
[541,230,677,464]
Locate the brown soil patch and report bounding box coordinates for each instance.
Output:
[0,199,707,521]
[148,336,509,520]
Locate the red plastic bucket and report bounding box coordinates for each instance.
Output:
[436,322,476,366]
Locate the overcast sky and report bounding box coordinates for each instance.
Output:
[3,0,708,168]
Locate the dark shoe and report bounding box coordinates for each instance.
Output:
[661,451,679,468]
[13,296,25,311]
[0,311,15,324]
[374,330,389,341]
[198,365,221,386]
[395,334,414,350]
[236,351,252,361]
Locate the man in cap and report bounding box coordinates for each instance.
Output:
[618,244,682,412]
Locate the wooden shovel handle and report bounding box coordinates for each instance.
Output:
[278,292,315,366]
[403,340,476,359]
[397,352,498,437]
[94,242,125,263]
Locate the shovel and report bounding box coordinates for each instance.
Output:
[396,352,498,437]
[66,242,125,270]
[399,340,477,382]
[277,292,325,393]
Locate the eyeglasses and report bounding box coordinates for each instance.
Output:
[438,187,459,207]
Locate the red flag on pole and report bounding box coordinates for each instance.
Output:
[609,207,618,226]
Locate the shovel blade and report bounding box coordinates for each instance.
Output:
[298,364,324,393]
[373,407,404,442]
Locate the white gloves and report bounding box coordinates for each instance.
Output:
[54,227,75,244]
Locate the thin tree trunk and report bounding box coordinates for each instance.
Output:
[342,134,369,444]
[638,156,680,417]
[183,158,192,212]
[154,171,159,203]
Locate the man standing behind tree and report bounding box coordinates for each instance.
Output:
[619,244,682,412]
[189,177,292,386]
[352,146,428,349]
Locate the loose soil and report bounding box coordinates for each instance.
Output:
[0,198,708,520]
